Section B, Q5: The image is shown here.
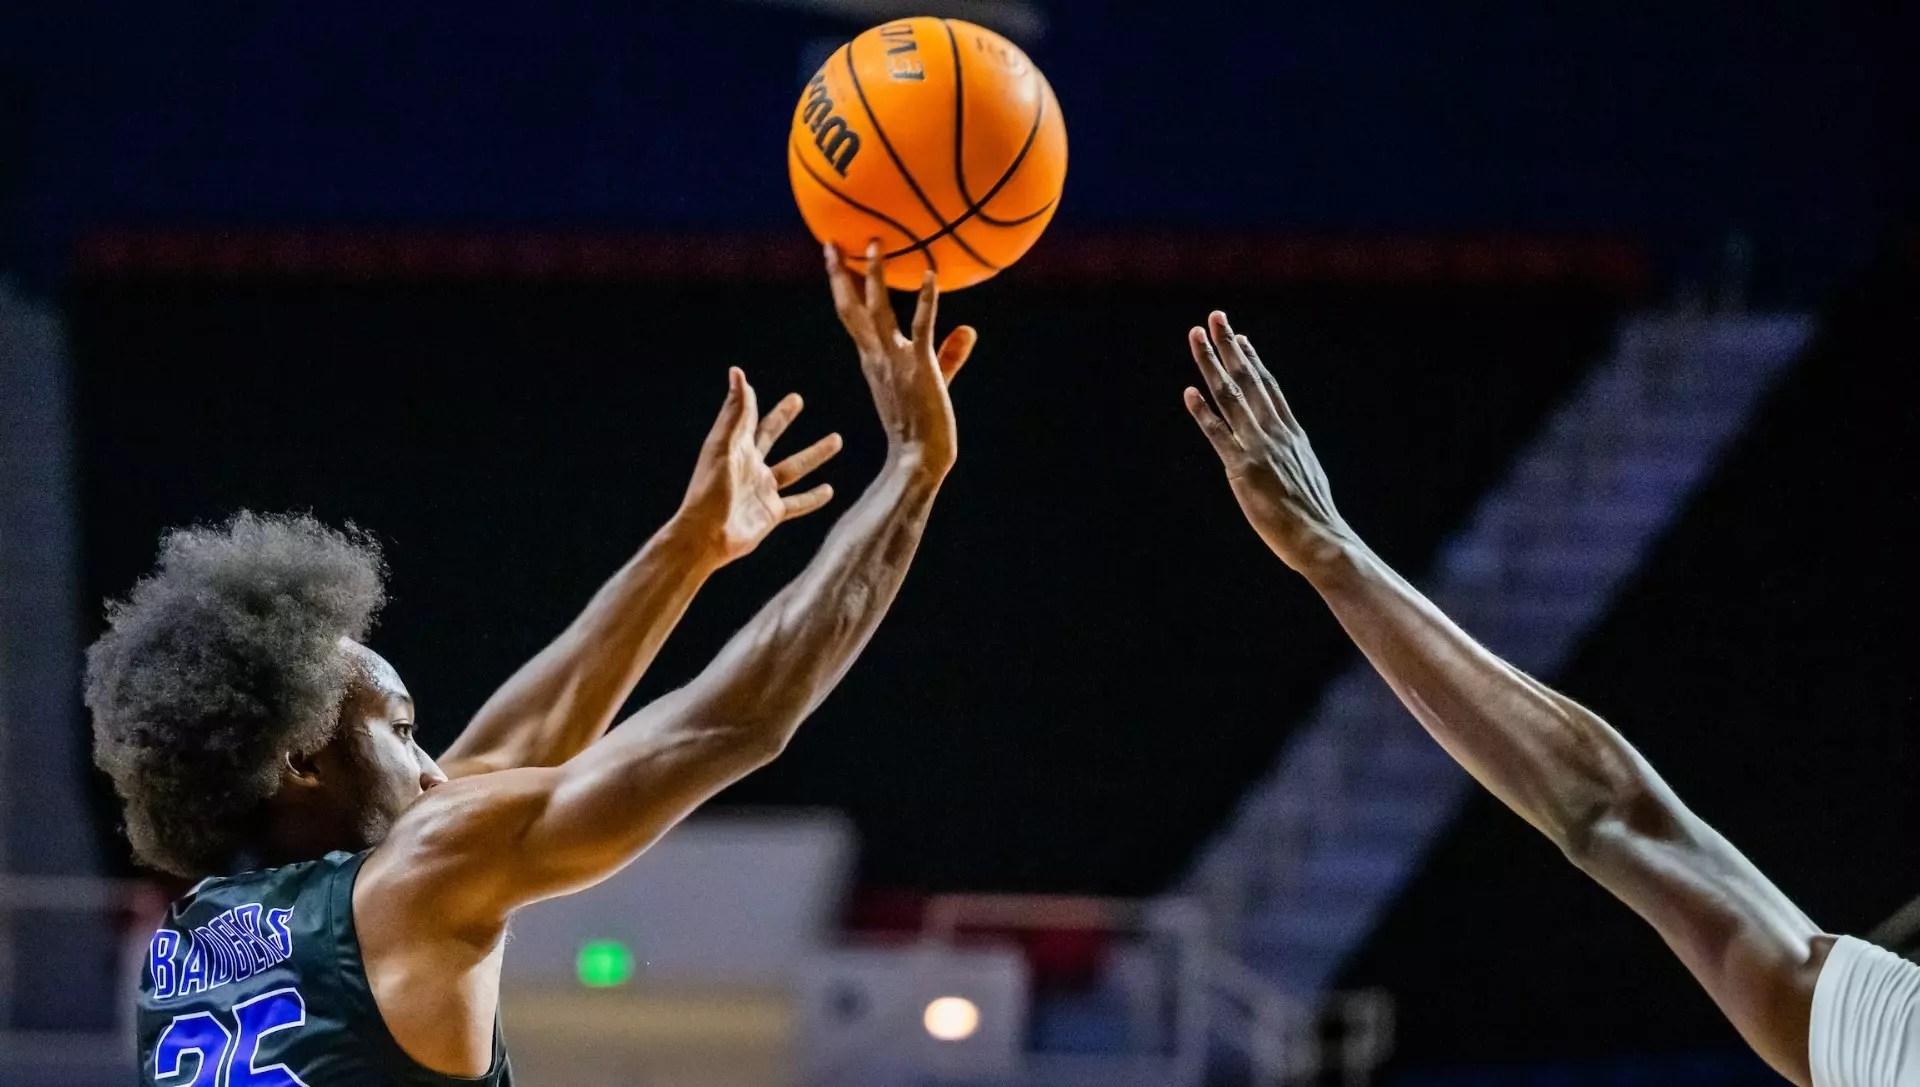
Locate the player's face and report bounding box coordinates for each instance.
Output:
[332,640,446,849]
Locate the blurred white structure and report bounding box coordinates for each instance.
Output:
[503,808,856,988]
[498,809,854,1085]
[798,944,1029,1084]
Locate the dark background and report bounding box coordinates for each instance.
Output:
[65,271,1628,894]
[0,4,1897,296]
[1342,248,1915,1065]
[7,0,1912,1077]
[62,246,1916,1071]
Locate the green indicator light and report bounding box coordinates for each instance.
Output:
[575,939,635,988]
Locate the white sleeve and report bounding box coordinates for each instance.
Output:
[1808,935,1920,1087]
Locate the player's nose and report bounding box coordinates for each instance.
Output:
[417,751,449,790]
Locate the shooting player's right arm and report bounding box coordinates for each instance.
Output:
[393,450,945,915]
[365,242,974,929]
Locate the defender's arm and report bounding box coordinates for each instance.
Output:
[1309,545,1830,1083]
[1181,311,1831,1085]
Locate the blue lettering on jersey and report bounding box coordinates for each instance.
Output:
[149,929,181,999]
[178,931,209,997]
[232,904,278,974]
[149,903,296,1002]
[265,908,293,959]
[209,914,253,981]
[196,924,234,987]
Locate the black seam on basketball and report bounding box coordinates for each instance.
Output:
[865,190,1054,266]
[843,44,1001,271]
[942,19,1055,228]
[791,138,938,273]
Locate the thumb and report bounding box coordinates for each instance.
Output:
[936,326,978,385]
[705,367,748,446]
[732,370,760,444]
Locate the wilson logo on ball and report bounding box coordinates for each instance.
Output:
[800,69,862,177]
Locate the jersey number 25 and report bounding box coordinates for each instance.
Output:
[154,987,307,1087]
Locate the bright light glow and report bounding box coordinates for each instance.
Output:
[922,996,981,1042]
[575,939,635,988]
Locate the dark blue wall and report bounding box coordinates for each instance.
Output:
[1,3,1895,292]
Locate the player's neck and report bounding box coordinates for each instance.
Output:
[256,797,372,869]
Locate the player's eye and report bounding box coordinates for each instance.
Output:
[394,721,416,742]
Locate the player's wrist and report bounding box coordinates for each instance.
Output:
[1293,528,1372,590]
[884,439,954,484]
[657,508,735,573]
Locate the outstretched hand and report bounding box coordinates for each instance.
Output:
[1183,311,1356,576]
[825,241,976,476]
[679,368,843,564]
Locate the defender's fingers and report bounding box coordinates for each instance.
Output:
[825,243,876,345]
[910,270,938,347]
[937,325,978,384]
[781,483,835,520]
[1238,334,1300,431]
[863,240,899,337]
[1209,312,1280,427]
[1189,326,1253,434]
[770,432,843,488]
[1184,387,1241,461]
[756,392,804,454]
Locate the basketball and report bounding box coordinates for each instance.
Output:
[787,18,1068,291]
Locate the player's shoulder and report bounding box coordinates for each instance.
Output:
[1809,935,1920,1087]
[1816,935,1920,991]
[381,766,560,860]
[1815,935,1920,997]
[176,850,361,909]
[356,769,558,939]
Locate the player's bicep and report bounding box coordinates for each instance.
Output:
[370,705,774,928]
[1579,806,1828,1086]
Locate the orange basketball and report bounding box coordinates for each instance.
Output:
[787,18,1067,291]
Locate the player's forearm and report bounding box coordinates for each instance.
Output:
[441,516,722,774]
[658,449,943,753]
[1302,541,1655,853]
[1302,544,1834,1082]
[508,452,942,892]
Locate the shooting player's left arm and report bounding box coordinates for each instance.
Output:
[437,374,841,778]
[434,518,721,778]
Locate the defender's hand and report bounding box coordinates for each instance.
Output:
[678,368,842,564]
[1183,311,1356,576]
[825,241,975,477]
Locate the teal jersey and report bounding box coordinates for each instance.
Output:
[136,850,512,1086]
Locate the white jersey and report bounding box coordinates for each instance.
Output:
[1810,936,1920,1087]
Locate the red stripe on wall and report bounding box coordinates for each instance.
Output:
[74,228,1647,287]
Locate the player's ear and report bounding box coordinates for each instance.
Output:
[283,747,325,790]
